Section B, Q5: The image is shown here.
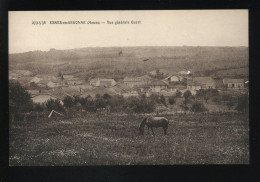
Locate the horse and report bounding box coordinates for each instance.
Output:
[139,116,169,136]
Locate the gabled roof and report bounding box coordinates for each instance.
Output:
[187,80,201,86]
[149,80,168,86]
[123,77,142,82]
[214,79,225,88]
[18,76,34,83]
[138,75,152,80]
[190,77,215,86]
[223,78,244,84]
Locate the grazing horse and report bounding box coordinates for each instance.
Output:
[139,116,169,136]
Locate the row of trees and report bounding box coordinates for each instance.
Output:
[9,81,249,121]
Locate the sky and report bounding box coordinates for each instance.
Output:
[9,10,248,53]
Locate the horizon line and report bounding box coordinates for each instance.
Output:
[9,45,249,54]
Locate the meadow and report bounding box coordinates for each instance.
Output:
[9,112,249,166]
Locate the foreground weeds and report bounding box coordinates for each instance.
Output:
[9,113,249,165]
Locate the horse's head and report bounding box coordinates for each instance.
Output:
[138,117,147,136]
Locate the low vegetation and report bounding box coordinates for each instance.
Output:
[9,112,249,165]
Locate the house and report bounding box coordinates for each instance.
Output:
[178,70,191,75]
[164,75,184,84]
[31,93,63,105]
[187,80,202,91]
[30,76,42,84]
[122,90,139,98]
[187,77,216,91]
[99,79,117,87]
[90,78,117,87]
[223,79,244,89]
[149,80,168,92]
[90,78,99,86]
[63,75,82,86]
[47,81,58,88]
[123,75,152,88]
[17,76,34,87]
[123,77,143,87]
[214,78,225,89]
[33,75,61,88]
[47,87,81,100]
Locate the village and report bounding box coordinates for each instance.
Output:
[9,68,248,111]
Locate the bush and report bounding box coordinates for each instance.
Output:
[46,99,64,111]
[190,101,208,112]
[150,94,160,104]
[9,80,33,113]
[103,93,111,100]
[236,94,249,113]
[160,95,167,106]
[168,96,175,105]
[211,95,222,104]
[196,89,219,103]
[183,90,192,100]
[126,96,155,113]
[176,90,182,98]
[108,95,125,112]
[63,96,75,108]
[33,103,45,112]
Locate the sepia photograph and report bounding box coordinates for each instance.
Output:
[8,10,249,166]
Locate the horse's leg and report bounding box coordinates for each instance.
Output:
[163,127,167,135]
[151,127,155,136]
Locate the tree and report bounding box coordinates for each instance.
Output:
[46,99,64,111]
[176,90,182,98]
[34,103,44,112]
[9,80,33,114]
[103,93,111,100]
[63,96,74,108]
[150,94,160,103]
[160,95,167,106]
[168,96,175,105]
[190,101,207,112]
[183,90,192,101]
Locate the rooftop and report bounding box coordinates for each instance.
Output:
[223,78,244,84]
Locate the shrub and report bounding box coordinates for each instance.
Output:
[190,101,208,112]
[160,95,167,106]
[9,80,33,113]
[103,93,111,100]
[34,103,45,112]
[180,100,189,111]
[63,96,75,108]
[46,98,64,111]
[176,90,182,98]
[108,95,125,112]
[168,96,175,105]
[236,94,249,113]
[196,89,219,103]
[183,90,192,100]
[150,94,160,104]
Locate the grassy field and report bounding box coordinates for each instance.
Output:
[9,113,249,166]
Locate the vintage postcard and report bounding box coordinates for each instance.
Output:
[9,10,249,165]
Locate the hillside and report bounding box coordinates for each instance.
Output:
[9,46,248,80]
